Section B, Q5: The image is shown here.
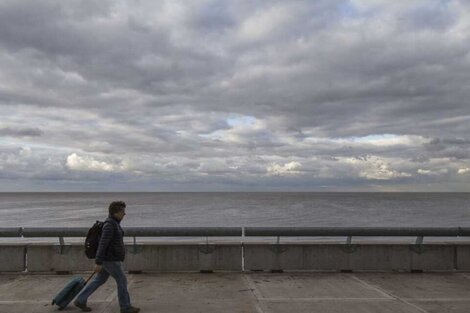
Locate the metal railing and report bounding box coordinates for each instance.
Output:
[1,226,469,255]
[243,227,470,253]
[243,226,470,237]
[2,226,470,237]
[1,226,470,271]
[13,227,242,254]
[19,227,241,237]
[2,226,469,243]
[0,227,22,237]
[2,226,470,239]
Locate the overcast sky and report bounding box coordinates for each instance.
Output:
[0,0,469,192]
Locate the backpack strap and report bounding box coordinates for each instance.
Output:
[104,219,117,233]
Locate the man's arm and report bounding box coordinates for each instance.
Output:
[95,222,114,265]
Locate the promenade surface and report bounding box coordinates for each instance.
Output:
[0,271,469,313]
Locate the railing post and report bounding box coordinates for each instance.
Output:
[410,235,425,254]
[341,235,356,253]
[132,236,139,254]
[241,226,245,272]
[56,236,70,255]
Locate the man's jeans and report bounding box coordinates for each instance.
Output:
[76,261,131,311]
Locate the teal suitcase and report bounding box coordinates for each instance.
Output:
[51,272,95,310]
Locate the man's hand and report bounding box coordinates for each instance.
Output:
[94,264,102,273]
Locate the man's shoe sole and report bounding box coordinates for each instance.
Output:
[121,309,140,313]
[74,300,92,312]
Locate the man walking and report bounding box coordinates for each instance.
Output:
[74,201,140,313]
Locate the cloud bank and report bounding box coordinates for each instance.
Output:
[0,0,469,191]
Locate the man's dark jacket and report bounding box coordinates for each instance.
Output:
[95,214,125,265]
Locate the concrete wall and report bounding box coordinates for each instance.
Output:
[125,243,242,272]
[0,245,25,272]
[1,242,470,272]
[27,244,95,272]
[456,244,470,270]
[243,243,464,272]
[23,243,241,272]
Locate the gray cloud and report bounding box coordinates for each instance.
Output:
[0,0,469,191]
[0,126,43,137]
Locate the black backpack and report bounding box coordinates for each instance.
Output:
[85,220,107,259]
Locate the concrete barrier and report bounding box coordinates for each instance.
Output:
[244,244,346,271]
[125,243,242,272]
[24,243,242,272]
[410,244,456,271]
[26,243,95,272]
[455,244,470,270]
[2,242,470,272]
[0,245,26,271]
[243,243,466,272]
[350,244,410,271]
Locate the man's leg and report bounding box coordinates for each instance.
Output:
[76,268,110,304]
[102,261,131,311]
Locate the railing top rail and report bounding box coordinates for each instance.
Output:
[0,226,469,238]
[20,227,242,237]
[0,227,22,237]
[244,227,467,237]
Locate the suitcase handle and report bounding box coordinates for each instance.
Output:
[84,271,96,285]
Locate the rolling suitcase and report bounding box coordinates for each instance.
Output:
[51,272,95,310]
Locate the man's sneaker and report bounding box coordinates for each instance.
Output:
[121,306,140,313]
[73,299,92,312]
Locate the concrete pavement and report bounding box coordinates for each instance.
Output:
[1,271,470,313]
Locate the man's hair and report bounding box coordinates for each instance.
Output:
[109,201,126,215]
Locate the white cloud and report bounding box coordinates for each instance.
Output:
[66,153,123,172]
[342,155,412,180]
[18,146,32,157]
[237,4,293,42]
[417,168,448,175]
[458,167,470,174]
[305,134,431,147]
[347,134,429,146]
[198,114,269,144]
[267,161,302,176]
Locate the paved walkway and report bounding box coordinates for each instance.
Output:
[1,271,470,313]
